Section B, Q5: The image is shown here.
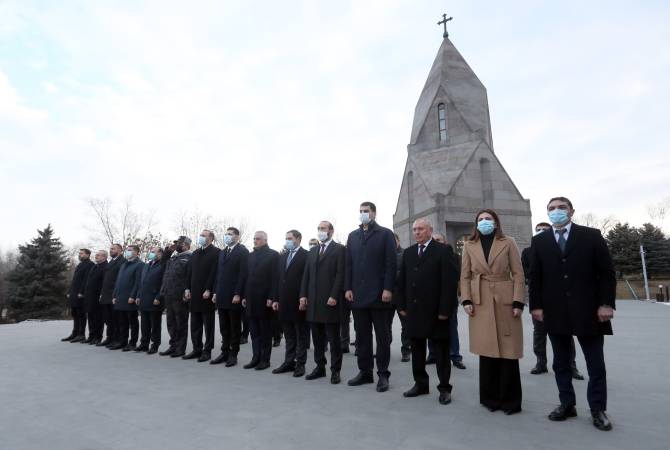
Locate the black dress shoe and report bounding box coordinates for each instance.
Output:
[348,372,374,386]
[89,339,100,345]
[272,362,296,374]
[255,361,270,370]
[182,351,202,360]
[122,345,136,352]
[159,348,175,356]
[272,337,281,347]
[591,410,612,431]
[171,351,185,358]
[452,361,466,370]
[70,335,85,343]
[341,347,350,354]
[331,372,341,384]
[106,341,119,348]
[225,356,238,367]
[439,392,452,405]
[548,404,577,421]
[81,337,92,344]
[483,404,499,412]
[425,355,436,365]
[244,359,260,369]
[61,334,75,342]
[401,353,411,363]
[210,353,229,365]
[134,346,149,352]
[305,367,326,380]
[197,353,211,362]
[403,385,429,397]
[293,365,305,377]
[530,365,548,375]
[504,407,522,415]
[376,375,389,392]
[97,338,111,347]
[147,346,158,355]
[572,368,585,381]
[109,343,124,350]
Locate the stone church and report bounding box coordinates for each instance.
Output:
[393,34,532,252]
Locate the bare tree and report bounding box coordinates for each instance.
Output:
[173,209,254,247]
[573,212,618,235]
[647,197,670,230]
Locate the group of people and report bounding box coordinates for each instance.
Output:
[61,197,617,431]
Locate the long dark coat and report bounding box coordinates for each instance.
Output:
[396,241,459,339]
[243,245,279,319]
[528,223,616,336]
[83,261,107,313]
[301,241,345,324]
[276,247,308,322]
[100,256,125,305]
[213,244,249,310]
[136,260,167,312]
[68,259,94,308]
[113,259,144,311]
[186,244,219,313]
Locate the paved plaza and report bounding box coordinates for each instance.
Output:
[0,301,667,450]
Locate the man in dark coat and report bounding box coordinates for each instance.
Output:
[397,218,459,405]
[242,231,279,371]
[211,227,249,367]
[111,245,144,351]
[183,230,219,362]
[301,221,345,384]
[61,249,94,342]
[135,246,169,354]
[271,230,309,377]
[97,243,125,347]
[391,232,411,362]
[158,236,192,358]
[82,250,108,345]
[529,196,617,431]
[344,201,396,392]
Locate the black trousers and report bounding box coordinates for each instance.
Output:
[70,306,86,336]
[190,311,215,353]
[140,310,162,347]
[87,305,103,340]
[411,337,452,392]
[271,311,282,341]
[533,319,577,368]
[282,319,309,366]
[165,297,189,353]
[100,304,116,341]
[248,315,272,363]
[549,334,607,411]
[390,309,411,355]
[117,310,139,346]
[241,310,249,339]
[217,308,242,356]
[352,308,392,377]
[311,322,342,372]
[340,306,351,350]
[479,356,522,411]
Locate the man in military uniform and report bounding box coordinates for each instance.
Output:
[159,236,192,358]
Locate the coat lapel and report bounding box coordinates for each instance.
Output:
[487,237,506,266]
[563,223,580,257]
[471,241,491,273]
[415,241,433,266]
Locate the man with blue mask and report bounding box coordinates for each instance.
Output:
[135,247,168,354]
[97,243,125,348]
[529,197,616,431]
[110,245,143,351]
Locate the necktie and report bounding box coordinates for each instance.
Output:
[319,244,326,256]
[418,244,425,257]
[557,229,567,253]
[286,250,294,269]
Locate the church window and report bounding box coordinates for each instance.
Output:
[438,103,447,142]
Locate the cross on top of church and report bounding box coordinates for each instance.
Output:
[437,13,453,38]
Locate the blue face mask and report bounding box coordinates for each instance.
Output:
[477,219,496,235]
[285,240,296,251]
[197,236,207,248]
[147,252,156,261]
[548,209,570,226]
[223,235,234,246]
[123,250,133,259]
[359,212,371,225]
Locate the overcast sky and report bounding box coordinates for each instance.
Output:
[1,0,668,252]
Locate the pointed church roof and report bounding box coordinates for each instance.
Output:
[410,38,492,148]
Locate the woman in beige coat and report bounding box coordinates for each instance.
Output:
[460,209,525,415]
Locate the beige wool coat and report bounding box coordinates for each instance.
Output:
[460,235,525,359]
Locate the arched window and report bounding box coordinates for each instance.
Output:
[437,103,447,143]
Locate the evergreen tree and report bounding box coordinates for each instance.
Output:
[606,223,641,277]
[639,223,670,278]
[6,225,69,321]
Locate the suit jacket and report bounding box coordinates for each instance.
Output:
[396,241,458,339]
[113,259,144,311]
[136,259,167,311]
[68,259,94,308]
[243,245,279,318]
[276,247,308,322]
[100,256,125,305]
[83,261,107,313]
[186,244,220,313]
[528,223,616,336]
[213,244,249,310]
[301,242,345,324]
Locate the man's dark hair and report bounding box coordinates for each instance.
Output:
[129,245,140,253]
[547,197,573,210]
[320,221,334,231]
[360,201,376,212]
[80,248,91,255]
[112,243,123,250]
[534,222,551,228]
[393,232,400,240]
[226,227,240,236]
[205,230,216,241]
[287,229,302,240]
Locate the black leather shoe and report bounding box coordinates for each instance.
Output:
[89,339,100,346]
[197,352,211,362]
[504,407,522,415]
[305,367,326,380]
[591,410,612,431]
[483,404,499,412]
[293,365,305,377]
[425,355,436,365]
[225,355,238,367]
[439,391,452,405]
[134,345,149,352]
[272,362,296,374]
[81,337,93,344]
[376,375,389,392]
[348,372,374,386]
[97,338,111,347]
[147,346,158,355]
[548,404,577,421]
[171,351,185,358]
[255,361,270,370]
[240,336,248,345]
[342,347,350,354]
[403,384,429,397]
[109,343,124,350]
[182,351,201,360]
[453,361,466,370]
[530,365,548,375]
[122,344,136,352]
[401,353,411,363]
[331,372,341,384]
[210,353,229,365]
[159,348,175,356]
[272,337,281,347]
[572,368,585,381]
[61,334,75,342]
[244,359,260,369]
[70,335,85,343]
[106,341,119,348]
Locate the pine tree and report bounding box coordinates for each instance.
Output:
[606,223,641,276]
[639,223,670,278]
[6,225,70,322]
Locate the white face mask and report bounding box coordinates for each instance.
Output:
[359,212,371,225]
[317,231,329,242]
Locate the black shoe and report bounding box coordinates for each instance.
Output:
[483,404,499,412]
[504,407,522,415]
[109,343,124,350]
[305,367,326,380]
[244,359,260,369]
[240,336,248,345]
[97,338,111,347]
[210,353,229,365]
[272,362,296,374]
[70,335,85,343]
[425,355,436,365]
[182,351,201,360]
[122,344,136,352]
[401,353,411,363]
[350,341,357,346]
[348,372,374,386]
[134,345,149,352]
[61,334,75,342]
[255,361,270,370]
[159,348,175,356]
[225,355,238,367]
[293,365,305,377]
[530,364,548,375]
[147,346,158,355]
[591,410,612,431]
[548,404,577,421]
[89,339,100,346]
[572,368,585,381]
[403,384,429,397]
[197,352,211,362]
[272,337,281,347]
[331,372,341,384]
[171,351,185,358]
[342,347,350,354]
[452,360,466,370]
[439,391,452,405]
[81,337,93,344]
[376,375,389,393]
[106,341,119,348]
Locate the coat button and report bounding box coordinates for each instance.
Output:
[566,291,571,297]
[412,299,417,303]
[563,274,568,279]
[562,258,567,263]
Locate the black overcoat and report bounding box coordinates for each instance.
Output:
[68,259,94,308]
[136,260,167,312]
[213,244,249,310]
[243,245,279,319]
[301,242,345,324]
[186,244,219,313]
[113,259,144,311]
[100,256,125,305]
[83,261,107,313]
[276,247,308,322]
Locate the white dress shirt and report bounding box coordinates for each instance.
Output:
[552,222,573,242]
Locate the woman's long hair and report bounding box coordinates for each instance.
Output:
[468,208,505,241]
